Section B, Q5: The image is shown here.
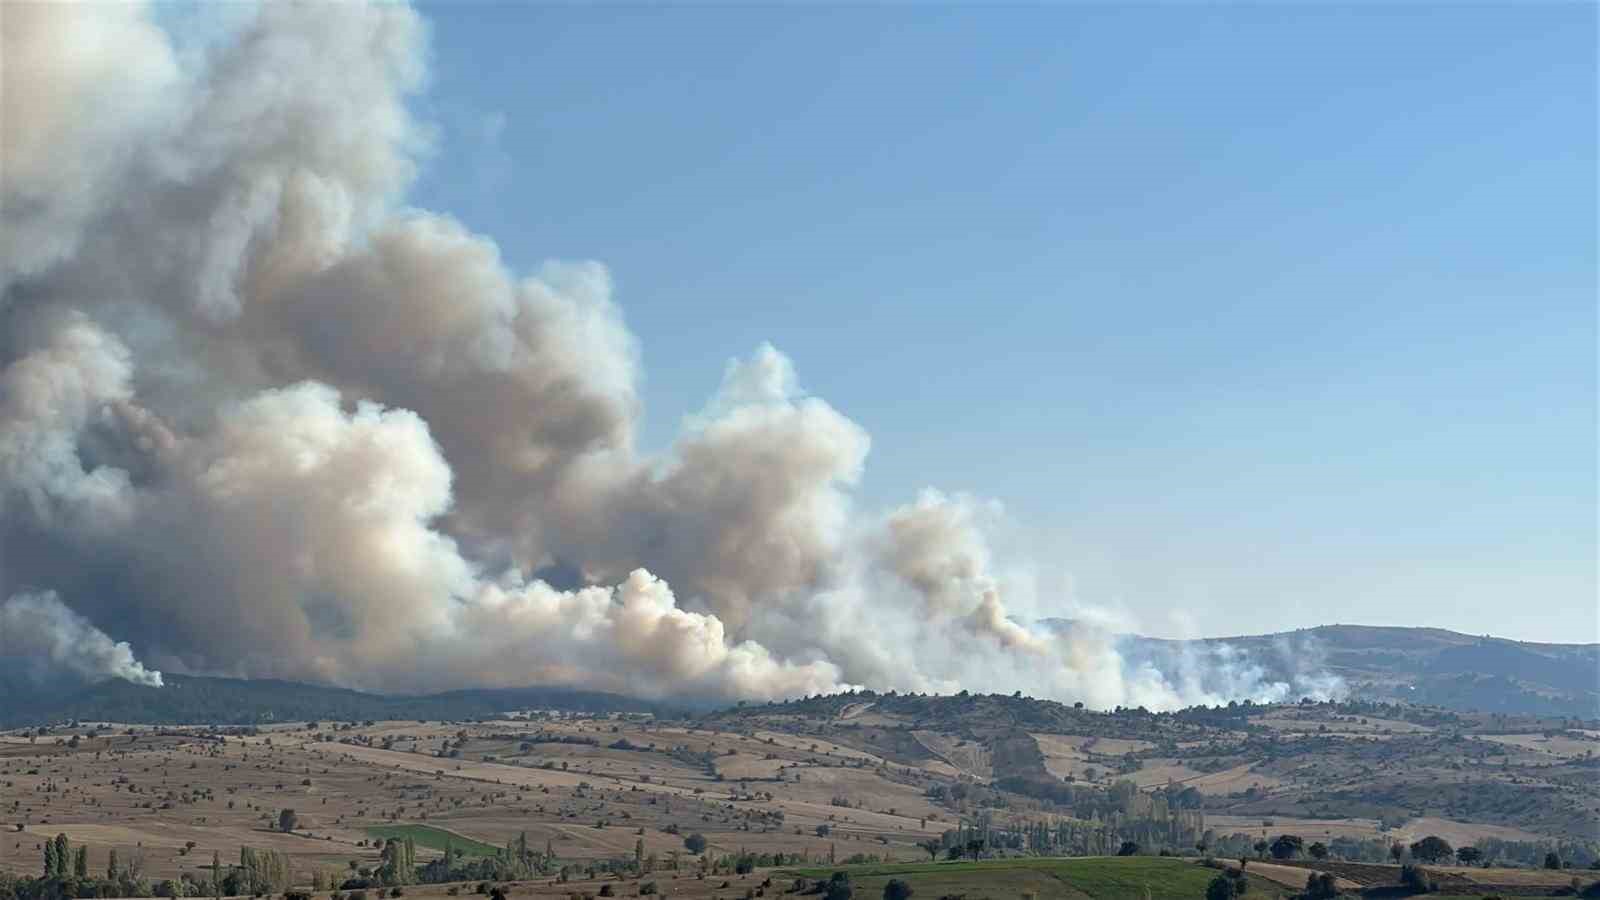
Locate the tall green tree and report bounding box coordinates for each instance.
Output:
[108,848,120,880]
[241,846,258,894]
[380,839,400,884]
[1270,834,1304,860]
[1409,836,1453,864]
[73,846,88,879]
[52,835,70,878]
[43,837,58,879]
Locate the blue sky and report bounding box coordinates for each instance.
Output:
[410,3,1595,644]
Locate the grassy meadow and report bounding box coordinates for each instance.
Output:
[784,856,1290,900]
[364,825,505,858]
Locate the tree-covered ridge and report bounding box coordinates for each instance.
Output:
[0,674,676,727]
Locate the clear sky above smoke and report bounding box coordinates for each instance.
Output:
[409,4,1596,643]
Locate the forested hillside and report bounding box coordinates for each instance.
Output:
[0,674,675,726]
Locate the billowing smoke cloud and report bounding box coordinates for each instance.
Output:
[0,0,1342,708]
[0,592,163,687]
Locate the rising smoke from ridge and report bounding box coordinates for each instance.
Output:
[0,0,1343,707]
[0,592,163,687]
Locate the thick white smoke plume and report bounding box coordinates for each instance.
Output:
[0,0,1342,707]
[0,592,163,687]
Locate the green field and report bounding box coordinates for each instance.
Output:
[363,824,503,858]
[784,857,1288,900]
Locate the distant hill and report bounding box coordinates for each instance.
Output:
[4,624,1591,727]
[0,673,676,727]
[1204,625,1597,718]
[1042,622,1600,719]
[709,689,1600,842]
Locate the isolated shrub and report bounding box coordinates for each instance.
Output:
[389,889,404,898]
[883,879,913,900]
[1205,875,1236,900]
[1117,841,1140,857]
[639,882,657,896]
[598,886,614,898]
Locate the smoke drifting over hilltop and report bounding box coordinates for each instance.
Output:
[0,1,1342,708]
[0,593,164,688]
